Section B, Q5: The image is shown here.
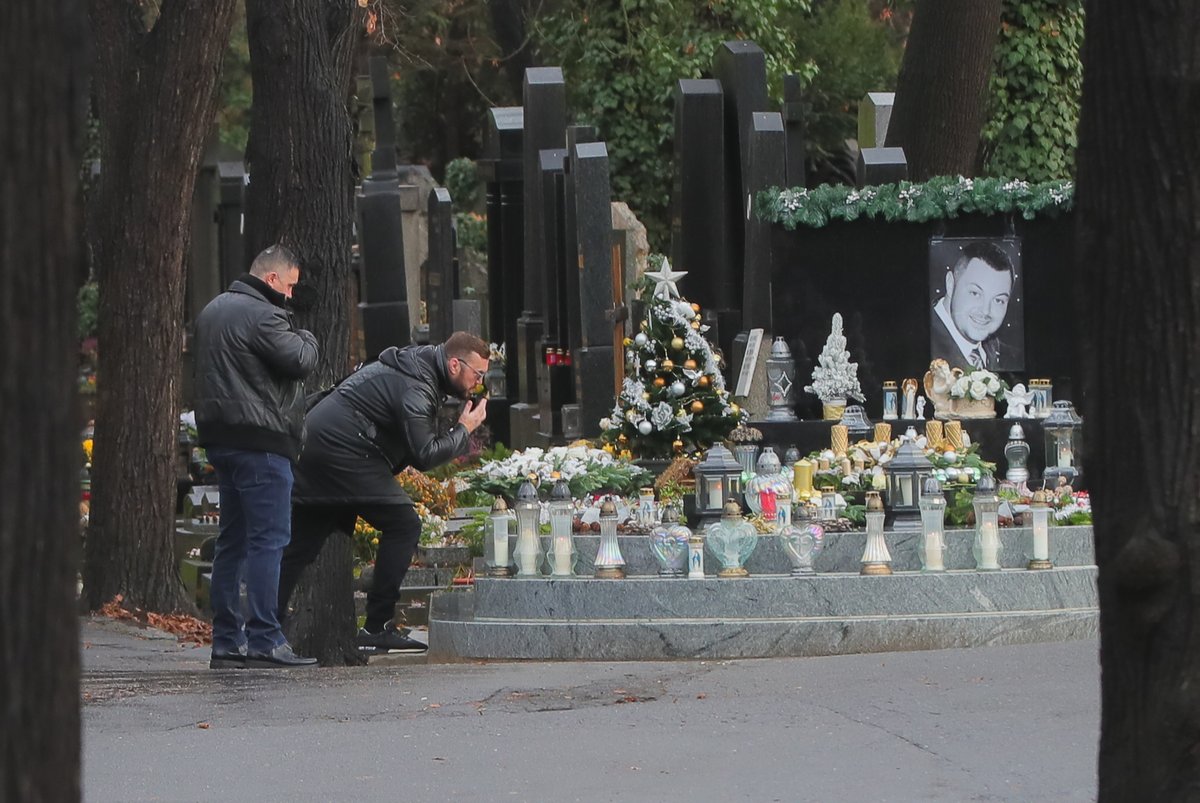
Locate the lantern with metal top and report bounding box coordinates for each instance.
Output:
[1043,401,1083,488]
[513,475,543,576]
[917,477,946,572]
[972,474,1001,571]
[1027,488,1053,570]
[593,497,626,579]
[884,439,934,531]
[705,500,758,577]
[546,476,576,577]
[765,336,799,421]
[484,496,515,576]
[1004,423,1030,485]
[745,447,792,521]
[693,443,744,531]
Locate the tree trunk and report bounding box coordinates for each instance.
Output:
[82,0,238,613]
[1077,3,1200,799]
[244,0,364,665]
[884,0,1002,180]
[1,4,88,800]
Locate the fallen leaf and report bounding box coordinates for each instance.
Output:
[696,693,707,699]
[197,722,211,729]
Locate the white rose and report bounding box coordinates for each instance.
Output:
[987,377,1000,393]
[969,380,987,400]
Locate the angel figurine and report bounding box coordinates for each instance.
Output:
[1003,383,1036,419]
[915,396,926,420]
[900,378,918,419]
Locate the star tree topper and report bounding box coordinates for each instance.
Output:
[644,259,688,299]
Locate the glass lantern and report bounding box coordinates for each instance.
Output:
[546,477,577,577]
[513,476,543,577]
[1043,400,1083,489]
[1029,379,1053,418]
[636,487,658,531]
[881,381,899,420]
[1003,423,1030,485]
[972,474,1001,571]
[780,520,825,576]
[860,491,892,575]
[745,447,792,518]
[484,496,515,577]
[917,477,946,572]
[840,404,873,441]
[884,440,934,531]
[1027,488,1053,570]
[731,442,760,484]
[484,362,507,399]
[693,443,744,531]
[704,500,758,577]
[649,503,691,577]
[593,497,626,579]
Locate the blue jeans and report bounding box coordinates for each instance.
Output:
[206,447,294,654]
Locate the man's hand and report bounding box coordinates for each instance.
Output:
[459,397,488,433]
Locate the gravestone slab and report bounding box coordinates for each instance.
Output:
[856,146,908,187]
[563,125,597,353]
[359,300,410,357]
[452,299,482,337]
[858,91,895,149]
[425,187,455,343]
[741,112,785,332]
[368,55,399,177]
[521,67,566,317]
[782,74,807,188]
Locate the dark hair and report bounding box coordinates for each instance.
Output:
[444,331,489,362]
[250,244,299,277]
[951,241,1013,280]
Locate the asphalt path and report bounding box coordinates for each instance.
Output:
[81,617,1098,802]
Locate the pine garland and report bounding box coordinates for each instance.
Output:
[755,175,1074,230]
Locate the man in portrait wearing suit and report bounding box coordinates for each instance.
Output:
[930,241,1021,371]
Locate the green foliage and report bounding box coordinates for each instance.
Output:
[77,282,99,340]
[457,509,489,556]
[534,0,816,249]
[445,157,481,210]
[981,0,1084,182]
[945,486,975,527]
[756,174,1074,229]
[216,3,251,152]
[789,0,903,163]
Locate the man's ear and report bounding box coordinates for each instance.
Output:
[944,269,955,299]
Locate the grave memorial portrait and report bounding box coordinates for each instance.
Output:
[928,237,1025,373]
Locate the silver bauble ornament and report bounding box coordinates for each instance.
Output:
[670,381,686,397]
[637,420,653,435]
[634,333,648,347]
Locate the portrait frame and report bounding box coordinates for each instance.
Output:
[928,236,1025,372]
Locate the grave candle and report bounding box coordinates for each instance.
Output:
[831,425,849,456]
[760,489,777,524]
[925,530,945,572]
[874,422,892,444]
[945,421,964,452]
[793,458,814,501]
[688,535,705,579]
[925,420,944,448]
[978,521,999,569]
[707,481,724,510]
[552,535,572,576]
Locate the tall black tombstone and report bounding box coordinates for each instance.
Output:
[357,55,410,357]
[670,79,730,316]
[562,124,597,356]
[512,67,566,447]
[572,142,618,438]
[424,187,455,344]
[857,147,909,187]
[478,106,524,446]
[782,75,807,189]
[732,112,786,420]
[536,148,573,443]
[711,40,768,360]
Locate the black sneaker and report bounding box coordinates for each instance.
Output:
[357,622,427,654]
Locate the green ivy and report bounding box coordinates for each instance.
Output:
[534,0,816,249]
[981,0,1084,182]
[755,174,1073,229]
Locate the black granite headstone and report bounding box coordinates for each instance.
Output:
[368,55,398,178]
[571,141,617,437]
[856,147,908,187]
[425,187,455,343]
[741,112,785,333]
[670,79,731,315]
[536,148,573,442]
[782,75,807,189]
[562,125,597,355]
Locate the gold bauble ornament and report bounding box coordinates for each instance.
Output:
[670,337,685,351]
[623,337,632,347]
[640,321,648,331]
[673,439,685,453]
[642,391,651,400]
[684,359,697,370]
[691,303,700,313]
[698,375,710,388]
[661,359,674,371]
[653,377,666,387]
[690,400,704,413]
[731,403,741,415]
[618,433,628,444]
[691,321,700,330]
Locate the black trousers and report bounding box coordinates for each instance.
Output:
[278,503,421,632]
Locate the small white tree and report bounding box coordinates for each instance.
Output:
[804,312,865,403]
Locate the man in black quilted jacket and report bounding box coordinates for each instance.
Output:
[278,331,489,655]
[193,244,319,669]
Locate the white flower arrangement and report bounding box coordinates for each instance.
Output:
[949,369,1007,401]
[465,445,650,499]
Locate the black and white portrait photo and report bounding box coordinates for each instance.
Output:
[929,237,1025,372]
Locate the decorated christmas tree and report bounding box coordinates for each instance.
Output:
[599,258,742,458]
[804,312,865,410]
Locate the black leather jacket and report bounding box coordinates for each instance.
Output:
[292,344,469,505]
[192,276,318,460]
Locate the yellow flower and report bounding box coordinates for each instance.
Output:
[371,537,379,546]
[82,439,93,461]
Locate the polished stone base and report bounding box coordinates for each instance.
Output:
[427,526,1097,662]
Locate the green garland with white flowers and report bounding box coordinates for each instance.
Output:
[755,175,1074,230]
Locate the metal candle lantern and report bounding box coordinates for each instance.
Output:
[1043,401,1083,489]
[1004,423,1031,485]
[972,474,1002,571]
[917,477,947,572]
[765,336,799,421]
[513,476,543,577]
[484,362,507,399]
[693,443,744,531]
[547,477,576,577]
[1027,488,1053,570]
[593,497,626,579]
[484,496,515,577]
[884,440,934,531]
[860,492,892,575]
[840,404,873,441]
[704,500,758,577]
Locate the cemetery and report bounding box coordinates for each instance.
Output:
[125,35,1095,665]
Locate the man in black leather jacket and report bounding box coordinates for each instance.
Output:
[279,331,490,654]
[193,244,319,668]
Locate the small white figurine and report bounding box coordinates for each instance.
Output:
[915,396,926,420]
[1004,383,1036,419]
[901,377,918,419]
